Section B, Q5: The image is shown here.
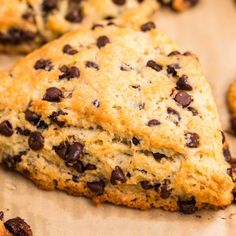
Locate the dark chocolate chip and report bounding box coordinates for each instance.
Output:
[174,92,192,107]
[63,44,78,55]
[167,64,180,77]
[72,175,79,182]
[92,100,100,108]
[0,211,3,220]
[73,160,85,173]
[154,182,161,192]
[0,120,13,137]
[97,36,110,48]
[146,60,162,72]
[176,75,193,91]
[168,51,181,56]
[65,8,83,23]
[49,110,67,127]
[153,152,166,160]
[16,127,31,136]
[223,147,232,162]
[54,141,70,159]
[91,24,104,30]
[167,107,181,124]
[141,21,156,32]
[187,106,198,116]
[2,151,27,170]
[160,179,172,199]
[185,132,200,148]
[4,217,33,236]
[34,59,53,71]
[59,65,80,80]
[25,109,41,125]
[147,119,161,127]
[132,137,140,145]
[87,180,105,195]
[43,87,63,102]
[86,61,99,70]
[140,181,153,190]
[111,166,127,185]
[65,142,84,166]
[112,0,126,5]
[42,0,58,12]
[85,164,97,170]
[28,131,44,150]
[227,168,233,178]
[231,117,236,133]
[221,131,226,144]
[178,198,197,214]
[36,120,49,129]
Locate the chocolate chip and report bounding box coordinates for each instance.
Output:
[147,119,161,127]
[22,11,35,24]
[112,0,126,5]
[153,152,166,160]
[73,160,85,173]
[168,51,181,56]
[0,211,3,220]
[92,100,100,108]
[49,110,67,127]
[0,120,13,137]
[178,198,197,214]
[140,181,153,190]
[59,65,80,80]
[160,179,172,199]
[223,147,232,162]
[28,131,44,150]
[111,166,127,185]
[34,59,53,71]
[36,120,49,129]
[146,60,162,72]
[187,106,198,116]
[141,21,156,32]
[63,44,78,55]
[85,164,97,170]
[132,137,140,145]
[87,180,105,195]
[227,168,233,178]
[221,131,226,144]
[154,182,161,192]
[231,117,236,133]
[54,141,70,159]
[4,217,33,236]
[174,92,192,107]
[42,0,58,12]
[16,127,31,136]
[65,142,84,166]
[176,75,193,91]
[43,87,63,102]
[85,61,99,70]
[72,175,79,182]
[91,24,104,30]
[167,64,180,77]
[25,109,41,125]
[65,8,83,23]
[167,107,181,124]
[185,132,200,148]
[2,151,27,170]
[97,36,110,48]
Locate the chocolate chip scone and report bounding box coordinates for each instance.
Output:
[0,212,33,236]
[0,0,159,53]
[0,20,234,213]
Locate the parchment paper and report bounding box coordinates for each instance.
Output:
[1,0,236,235]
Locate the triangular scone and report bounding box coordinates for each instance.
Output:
[0,21,234,213]
[0,0,159,53]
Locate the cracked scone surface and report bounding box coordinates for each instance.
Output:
[0,0,158,53]
[0,21,234,213]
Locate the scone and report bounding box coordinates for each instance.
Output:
[0,20,234,213]
[0,0,159,53]
[158,0,199,11]
[0,212,33,236]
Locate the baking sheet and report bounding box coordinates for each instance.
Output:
[1,0,236,235]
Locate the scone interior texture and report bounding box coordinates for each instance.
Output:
[0,0,159,53]
[0,20,234,213]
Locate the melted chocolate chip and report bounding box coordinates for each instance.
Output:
[112,0,126,5]
[25,109,41,125]
[85,164,97,170]
[140,181,153,190]
[0,120,13,137]
[74,160,85,173]
[36,120,49,129]
[174,92,192,107]
[153,152,166,160]
[132,137,140,145]
[160,179,172,199]
[86,61,99,70]
[141,21,156,32]
[167,64,180,77]
[63,44,78,55]
[54,141,70,159]
[65,142,84,166]
[168,51,181,56]
[176,75,193,91]
[91,24,104,30]
[223,147,232,162]
[146,60,162,72]
[28,131,44,150]
[59,65,80,80]
[65,8,83,23]
[187,106,198,116]
[97,36,110,48]
[34,59,53,71]
[43,87,63,102]
[147,119,161,127]
[185,132,200,148]
[16,127,31,136]
[178,198,197,214]
[49,110,67,127]
[111,166,127,185]
[87,180,105,195]
[167,107,181,124]
[92,99,100,108]
[72,175,79,182]
[4,217,33,236]
[2,151,27,170]
[42,0,58,12]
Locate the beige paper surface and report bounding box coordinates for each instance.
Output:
[1,0,236,235]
